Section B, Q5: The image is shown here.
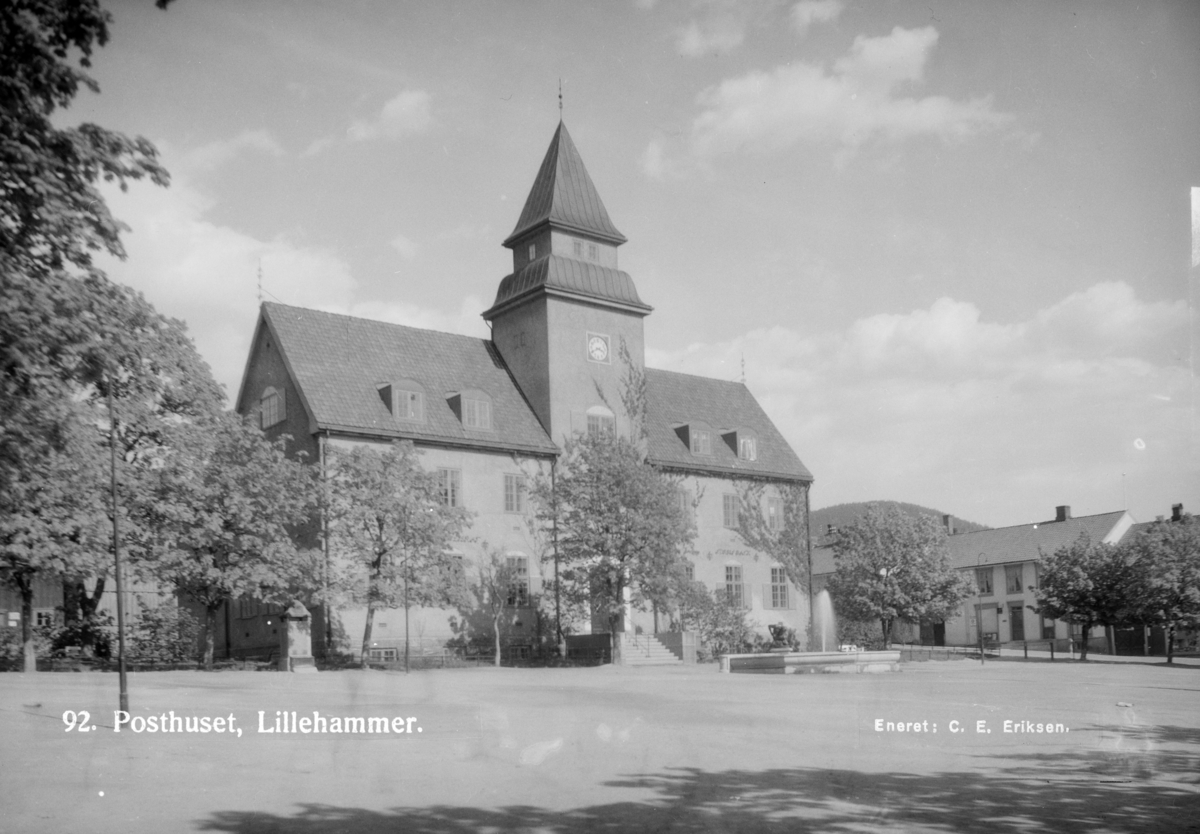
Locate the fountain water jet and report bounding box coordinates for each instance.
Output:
[813,589,837,653]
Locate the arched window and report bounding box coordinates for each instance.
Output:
[261,386,285,428]
[586,405,614,437]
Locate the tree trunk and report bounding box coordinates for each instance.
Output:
[20,578,36,673]
[881,617,893,648]
[203,603,218,670]
[609,612,623,666]
[361,603,375,669]
[1079,624,1090,661]
[80,576,105,619]
[1167,623,1175,665]
[1106,625,1116,657]
[493,611,502,667]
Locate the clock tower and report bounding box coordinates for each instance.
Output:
[484,122,652,445]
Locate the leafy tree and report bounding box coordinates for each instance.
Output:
[139,414,321,669]
[825,504,971,646]
[466,546,526,667]
[531,431,694,665]
[324,442,472,669]
[1124,515,1200,664]
[1034,533,1136,661]
[674,579,757,661]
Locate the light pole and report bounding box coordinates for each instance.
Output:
[107,380,129,712]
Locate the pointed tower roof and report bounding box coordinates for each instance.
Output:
[503,121,626,247]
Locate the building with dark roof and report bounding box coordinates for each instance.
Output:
[232,122,814,663]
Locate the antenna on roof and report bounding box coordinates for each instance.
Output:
[558,78,563,118]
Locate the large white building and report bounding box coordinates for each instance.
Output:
[230,122,814,663]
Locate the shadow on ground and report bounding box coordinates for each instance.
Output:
[197,739,1200,834]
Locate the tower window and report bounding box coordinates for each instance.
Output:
[587,242,598,260]
[528,243,536,260]
[586,405,615,437]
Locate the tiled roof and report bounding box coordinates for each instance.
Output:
[260,303,557,455]
[503,121,626,247]
[944,511,1133,569]
[488,254,650,315]
[643,368,813,482]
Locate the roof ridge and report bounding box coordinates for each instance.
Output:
[645,366,748,388]
[263,302,488,344]
[947,510,1127,536]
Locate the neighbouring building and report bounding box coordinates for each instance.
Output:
[227,121,814,663]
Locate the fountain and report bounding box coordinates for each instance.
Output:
[719,589,900,674]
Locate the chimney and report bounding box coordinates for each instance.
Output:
[943,514,955,536]
[1172,503,1184,522]
[1055,505,1071,522]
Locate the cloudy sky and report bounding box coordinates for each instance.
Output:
[76,1,1197,527]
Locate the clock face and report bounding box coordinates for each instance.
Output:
[588,335,609,362]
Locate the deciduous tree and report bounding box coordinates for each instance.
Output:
[825,504,971,646]
[1034,533,1136,661]
[1124,515,1200,664]
[140,414,320,669]
[531,431,693,665]
[324,442,471,669]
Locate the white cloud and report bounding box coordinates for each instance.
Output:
[675,14,746,57]
[183,129,285,171]
[646,283,1191,526]
[790,0,843,35]
[657,25,1011,170]
[347,89,434,141]
[93,165,483,404]
[389,234,419,260]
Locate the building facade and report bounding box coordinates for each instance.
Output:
[230,122,814,662]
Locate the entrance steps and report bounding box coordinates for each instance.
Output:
[621,634,684,666]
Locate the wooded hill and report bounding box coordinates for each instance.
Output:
[810,501,989,546]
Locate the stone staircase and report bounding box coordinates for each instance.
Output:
[621,633,684,667]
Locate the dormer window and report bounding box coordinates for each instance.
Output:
[691,429,711,455]
[464,397,491,430]
[261,386,285,428]
[378,380,425,423]
[448,389,493,431]
[723,429,757,461]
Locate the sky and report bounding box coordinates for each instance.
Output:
[72,0,1198,528]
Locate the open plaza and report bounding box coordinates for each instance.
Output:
[3,658,1198,833]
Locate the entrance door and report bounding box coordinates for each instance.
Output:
[1010,604,1025,641]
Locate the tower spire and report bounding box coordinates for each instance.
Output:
[558,78,563,118]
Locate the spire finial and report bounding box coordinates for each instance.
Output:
[257,259,263,304]
[558,78,563,118]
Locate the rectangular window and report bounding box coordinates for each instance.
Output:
[5,611,18,628]
[587,413,614,436]
[504,473,524,513]
[690,430,711,455]
[683,562,695,582]
[573,239,583,258]
[975,567,993,596]
[1005,565,1023,595]
[723,494,739,529]
[586,242,598,261]
[738,437,756,461]
[506,556,529,607]
[725,565,745,607]
[528,243,536,260]
[770,567,789,609]
[767,497,783,532]
[35,610,53,628]
[261,389,285,428]
[463,398,491,430]
[397,390,423,422]
[369,647,398,662]
[438,469,461,508]
[1040,613,1056,640]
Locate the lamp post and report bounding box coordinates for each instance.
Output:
[107,381,129,712]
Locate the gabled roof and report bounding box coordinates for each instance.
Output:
[944,511,1134,569]
[257,303,557,456]
[486,254,650,319]
[643,368,813,482]
[503,121,626,247]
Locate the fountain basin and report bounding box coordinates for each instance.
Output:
[719,650,901,675]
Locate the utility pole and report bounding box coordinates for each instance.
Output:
[108,381,129,712]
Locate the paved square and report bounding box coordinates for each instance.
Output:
[2,659,1197,832]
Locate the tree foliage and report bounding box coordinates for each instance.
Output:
[1123,515,1200,664]
[825,504,971,645]
[139,414,320,669]
[324,442,472,668]
[1034,533,1136,661]
[674,580,757,661]
[531,431,693,664]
